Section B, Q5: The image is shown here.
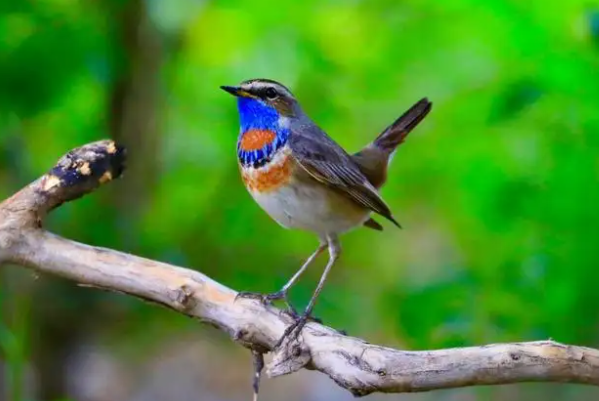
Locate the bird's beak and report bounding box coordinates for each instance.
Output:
[220,85,240,96]
[220,85,254,98]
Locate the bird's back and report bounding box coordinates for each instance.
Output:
[288,116,400,227]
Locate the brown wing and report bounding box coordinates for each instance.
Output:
[289,122,400,227]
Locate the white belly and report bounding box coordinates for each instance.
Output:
[249,180,370,236]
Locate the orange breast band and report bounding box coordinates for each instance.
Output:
[239,129,277,151]
[241,154,292,192]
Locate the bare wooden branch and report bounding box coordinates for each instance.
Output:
[1,140,598,396]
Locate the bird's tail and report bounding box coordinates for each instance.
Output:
[352,97,432,189]
[372,97,432,154]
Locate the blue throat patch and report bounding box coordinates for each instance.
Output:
[236,97,290,168]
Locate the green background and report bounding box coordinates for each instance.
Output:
[2,0,599,400]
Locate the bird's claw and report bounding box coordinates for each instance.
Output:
[282,307,323,324]
[274,315,345,350]
[275,314,309,349]
[236,290,287,305]
[275,308,330,348]
[237,291,326,347]
[236,291,307,320]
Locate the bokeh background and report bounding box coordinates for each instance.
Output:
[2,0,599,400]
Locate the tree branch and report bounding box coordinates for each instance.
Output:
[1,140,598,396]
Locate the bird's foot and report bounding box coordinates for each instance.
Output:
[236,291,324,333]
[236,290,287,305]
[236,290,301,316]
[274,314,346,349]
[283,307,323,324]
[275,307,327,348]
[275,313,310,349]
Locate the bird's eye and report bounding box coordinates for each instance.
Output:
[264,88,278,100]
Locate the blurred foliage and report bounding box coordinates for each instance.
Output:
[2,0,599,399]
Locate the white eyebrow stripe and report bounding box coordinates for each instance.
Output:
[242,80,294,98]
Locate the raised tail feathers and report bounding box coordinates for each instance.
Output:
[354,97,431,231]
[352,97,432,190]
[373,97,432,153]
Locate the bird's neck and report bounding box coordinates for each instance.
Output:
[236,97,290,168]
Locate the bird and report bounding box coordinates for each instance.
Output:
[221,79,432,344]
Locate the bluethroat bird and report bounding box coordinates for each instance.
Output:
[221,79,432,344]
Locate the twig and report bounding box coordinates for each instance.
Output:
[251,350,265,401]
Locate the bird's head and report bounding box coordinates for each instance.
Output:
[221,79,300,133]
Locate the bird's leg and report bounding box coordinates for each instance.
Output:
[276,236,341,348]
[276,242,327,316]
[236,243,327,316]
